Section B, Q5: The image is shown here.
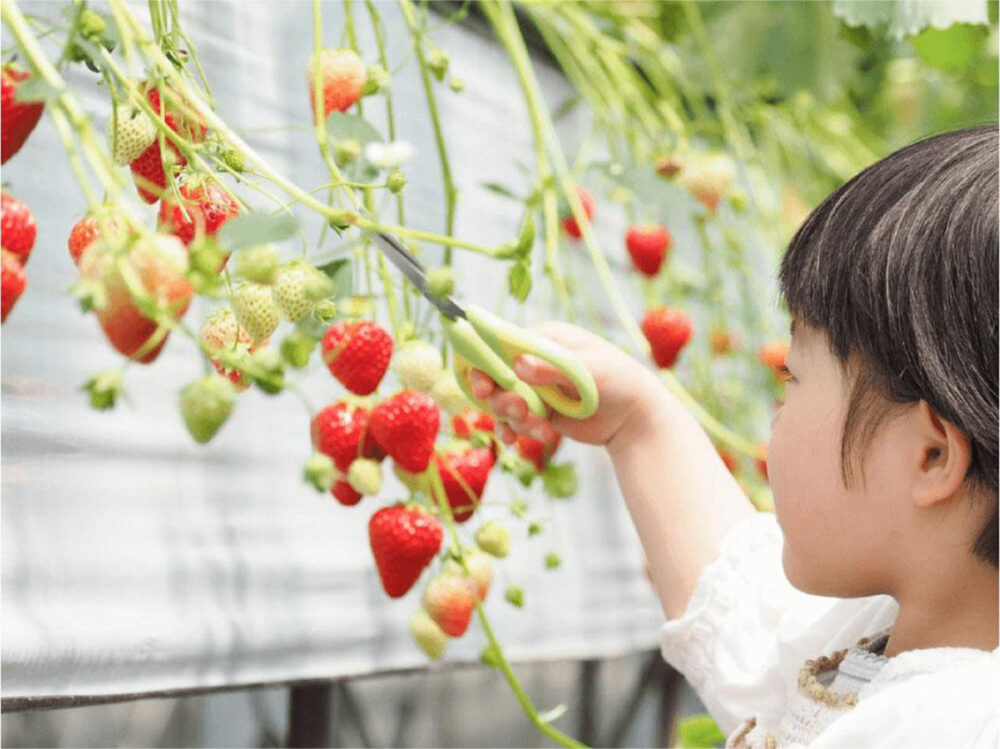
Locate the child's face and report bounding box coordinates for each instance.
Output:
[768,319,903,597]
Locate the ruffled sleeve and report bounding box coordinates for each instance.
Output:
[659,511,899,735]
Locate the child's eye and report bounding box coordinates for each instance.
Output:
[777,364,795,383]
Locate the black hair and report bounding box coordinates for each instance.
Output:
[778,123,999,568]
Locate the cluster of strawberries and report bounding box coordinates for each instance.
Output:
[299,327,561,658]
[1,64,44,322]
[557,173,788,484]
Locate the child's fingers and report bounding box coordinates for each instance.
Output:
[513,354,580,399]
[489,390,529,422]
[470,368,496,399]
[497,422,516,444]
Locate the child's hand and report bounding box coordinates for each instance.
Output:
[468,321,662,449]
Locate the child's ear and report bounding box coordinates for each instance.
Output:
[911,400,973,508]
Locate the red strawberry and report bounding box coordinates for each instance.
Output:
[322,320,393,395]
[641,307,693,369]
[423,573,478,637]
[68,210,126,267]
[158,177,239,247]
[431,445,495,523]
[1,249,26,323]
[79,233,194,363]
[1,192,36,266]
[709,326,741,356]
[370,390,440,473]
[1,64,44,164]
[130,143,171,204]
[625,223,671,277]
[756,442,768,481]
[451,410,495,438]
[311,400,385,471]
[560,186,595,240]
[757,340,789,377]
[332,479,363,506]
[306,49,367,123]
[515,431,562,473]
[369,503,443,598]
[129,83,207,204]
[717,446,738,474]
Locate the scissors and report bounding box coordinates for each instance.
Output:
[372,232,599,421]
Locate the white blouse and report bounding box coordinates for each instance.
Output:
[659,512,999,748]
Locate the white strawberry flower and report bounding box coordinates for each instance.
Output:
[364,139,415,169]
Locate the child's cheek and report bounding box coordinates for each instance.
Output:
[767,397,846,594]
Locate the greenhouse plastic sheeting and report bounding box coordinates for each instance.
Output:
[1,2,665,702]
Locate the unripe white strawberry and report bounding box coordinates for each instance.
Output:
[429,370,473,415]
[347,457,382,495]
[106,104,156,165]
[409,609,448,660]
[179,375,236,444]
[443,550,493,602]
[272,259,330,322]
[678,153,735,213]
[392,340,444,392]
[232,282,280,342]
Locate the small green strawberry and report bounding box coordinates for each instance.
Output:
[281,330,317,369]
[392,340,444,392]
[106,104,156,165]
[179,375,236,444]
[347,457,382,495]
[426,267,454,299]
[81,370,124,411]
[232,282,280,342]
[475,521,510,558]
[427,49,449,81]
[443,550,492,602]
[387,169,407,194]
[409,609,448,660]
[304,452,335,492]
[504,584,524,608]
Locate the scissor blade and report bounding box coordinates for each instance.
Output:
[373,233,465,319]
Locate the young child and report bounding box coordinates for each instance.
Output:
[469,124,998,747]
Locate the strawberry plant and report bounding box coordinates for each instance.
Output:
[1,0,994,745]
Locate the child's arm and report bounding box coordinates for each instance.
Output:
[468,321,755,621]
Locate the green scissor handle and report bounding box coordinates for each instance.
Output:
[443,303,599,421]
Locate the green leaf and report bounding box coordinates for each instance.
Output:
[216,213,299,252]
[678,713,726,748]
[481,181,524,201]
[910,23,989,73]
[315,257,352,297]
[508,259,532,302]
[316,257,349,281]
[325,111,383,146]
[14,76,61,104]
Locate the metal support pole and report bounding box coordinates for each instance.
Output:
[286,683,332,748]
